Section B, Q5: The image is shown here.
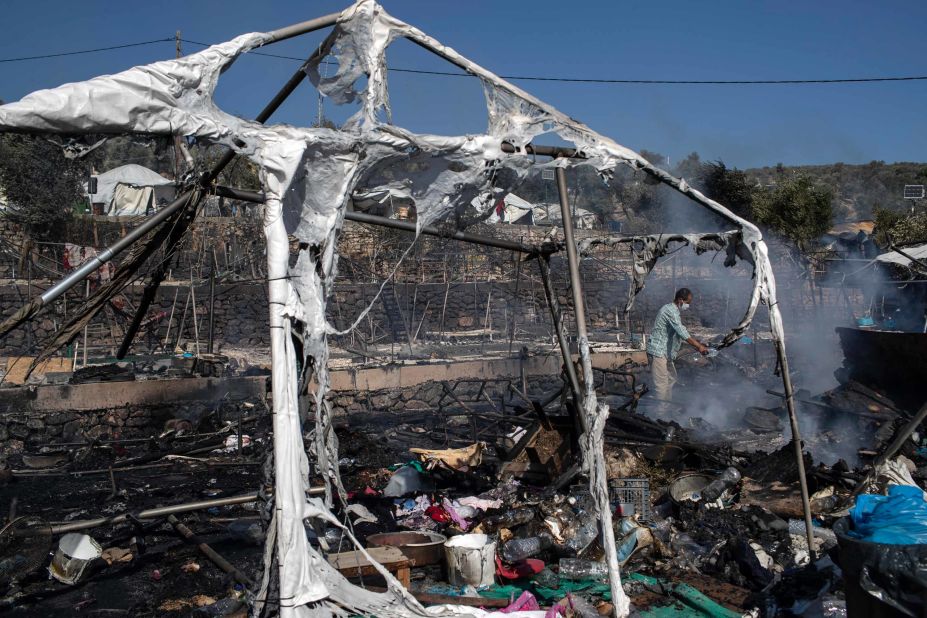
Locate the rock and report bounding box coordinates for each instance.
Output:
[370,394,391,409]
[62,420,83,441]
[46,412,77,426]
[85,425,109,439]
[0,440,24,456]
[403,399,430,411]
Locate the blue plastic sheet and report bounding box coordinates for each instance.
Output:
[850,485,927,544]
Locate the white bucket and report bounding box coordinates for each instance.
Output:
[49,533,102,585]
[444,533,496,588]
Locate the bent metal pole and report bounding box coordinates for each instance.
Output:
[47,487,325,535]
[40,193,191,306]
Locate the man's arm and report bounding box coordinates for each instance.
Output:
[685,336,709,355]
[670,311,708,354]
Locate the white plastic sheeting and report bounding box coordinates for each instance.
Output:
[876,243,927,269]
[0,2,799,616]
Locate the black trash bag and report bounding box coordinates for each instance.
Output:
[834,517,927,618]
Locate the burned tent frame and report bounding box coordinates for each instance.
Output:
[0,1,815,615]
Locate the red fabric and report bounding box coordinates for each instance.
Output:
[495,555,544,579]
[425,505,451,524]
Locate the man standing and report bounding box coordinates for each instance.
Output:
[646,288,708,403]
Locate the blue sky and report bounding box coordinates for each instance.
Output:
[1,1,925,169]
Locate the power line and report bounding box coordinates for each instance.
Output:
[182,38,927,86]
[0,38,173,64]
[2,36,926,86]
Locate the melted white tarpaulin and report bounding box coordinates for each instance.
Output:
[0,2,798,616]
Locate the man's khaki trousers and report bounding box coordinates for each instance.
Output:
[648,354,677,403]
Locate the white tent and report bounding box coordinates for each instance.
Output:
[875,243,927,268]
[498,193,534,225]
[485,193,599,228]
[533,203,599,229]
[89,164,175,216]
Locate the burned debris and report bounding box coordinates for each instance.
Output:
[0,1,925,617]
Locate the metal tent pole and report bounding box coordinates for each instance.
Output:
[536,255,582,404]
[773,328,817,556]
[554,165,629,618]
[44,194,193,307]
[555,166,590,409]
[207,267,217,354]
[264,12,341,45]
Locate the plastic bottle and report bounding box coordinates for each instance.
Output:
[811,494,839,513]
[480,507,535,533]
[227,520,264,545]
[558,493,598,556]
[699,467,742,503]
[648,517,672,544]
[672,533,708,557]
[501,534,552,562]
[788,518,838,550]
[561,518,598,556]
[558,558,608,581]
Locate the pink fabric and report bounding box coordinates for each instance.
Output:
[442,497,472,530]
[501,591,540,613]
[543,605,566,618]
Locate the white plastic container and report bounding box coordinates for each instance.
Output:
[444,533,496,588]
[49,533,102,585]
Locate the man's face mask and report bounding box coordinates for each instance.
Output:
[680,302,690,311]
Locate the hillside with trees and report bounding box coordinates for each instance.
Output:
[744,160,927,221]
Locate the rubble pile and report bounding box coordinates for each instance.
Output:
[0,343,923,616]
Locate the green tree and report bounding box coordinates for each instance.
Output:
[752,174,833,250]
[872,206,904,247]
[698,160,755,219]
[0,134,85,241]
[195,144,261,190]
[873,206,927,247]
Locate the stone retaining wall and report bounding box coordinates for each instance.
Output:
[0,376,266,454]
